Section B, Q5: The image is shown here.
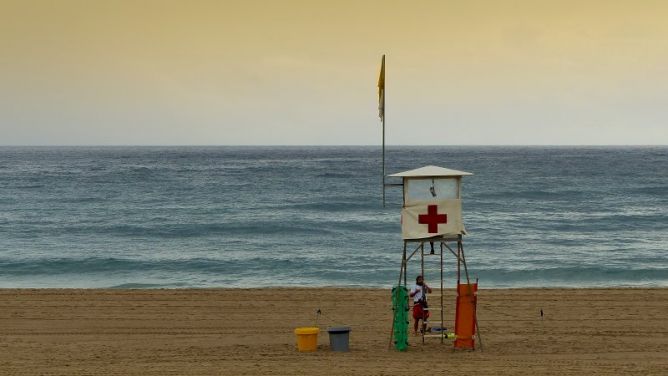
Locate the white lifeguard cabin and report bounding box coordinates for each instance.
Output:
[387,165,480,350]
[389,165,472,240]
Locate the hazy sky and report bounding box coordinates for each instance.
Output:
[1,0,667,145]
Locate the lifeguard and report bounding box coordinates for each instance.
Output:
[410,275,432,335]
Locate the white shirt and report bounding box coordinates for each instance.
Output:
[411,285,428,303]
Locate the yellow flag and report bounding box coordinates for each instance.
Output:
[377,55,385,121]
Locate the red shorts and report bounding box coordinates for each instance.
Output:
[412,304,430,320]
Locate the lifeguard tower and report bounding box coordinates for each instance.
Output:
[388,165,481,351]
[376,55,480,351]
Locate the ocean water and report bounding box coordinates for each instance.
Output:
[0,146,666,288]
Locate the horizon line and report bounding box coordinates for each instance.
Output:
[0,144,666,148]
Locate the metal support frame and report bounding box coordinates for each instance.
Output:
[389,234,483,350]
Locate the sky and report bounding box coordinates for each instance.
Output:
[1,0,667,145]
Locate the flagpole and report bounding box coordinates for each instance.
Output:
[382,55,386,207]
[382,96,386,207]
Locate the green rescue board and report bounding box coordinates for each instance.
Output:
[391,286,409,351]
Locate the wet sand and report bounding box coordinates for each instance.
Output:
[0,288,667,375]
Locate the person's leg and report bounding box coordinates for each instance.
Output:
[412,305,420,335]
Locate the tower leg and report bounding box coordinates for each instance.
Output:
[440,241,444,344]
[456,236,462,283]
[420,241,425,344]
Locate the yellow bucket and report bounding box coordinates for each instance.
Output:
[294,327,320,352]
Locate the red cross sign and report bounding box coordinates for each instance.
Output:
[418,205,448,233]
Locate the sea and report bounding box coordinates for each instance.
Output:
[0,146,666,288]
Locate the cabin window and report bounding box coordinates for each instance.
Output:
[405,177,458,204]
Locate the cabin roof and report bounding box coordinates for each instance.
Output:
[388,165,473,178]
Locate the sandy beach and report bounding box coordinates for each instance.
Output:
[0,288,667,375]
